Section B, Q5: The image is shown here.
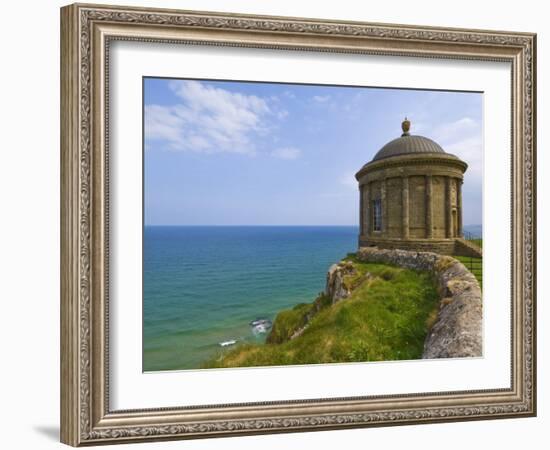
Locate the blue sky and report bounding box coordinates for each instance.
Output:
[144,78,482,226]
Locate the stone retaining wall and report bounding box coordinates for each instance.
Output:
[454,238,483,258]
[356,247,482,358]
[358,237,457,255]
[358,237,483,257]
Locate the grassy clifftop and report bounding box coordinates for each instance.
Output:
[203,255,439,369]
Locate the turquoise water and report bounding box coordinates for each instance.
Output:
[143,226,358,371]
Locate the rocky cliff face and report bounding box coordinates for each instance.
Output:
[268,261,359,343]
[325,261,357,304]
[356,247,482,358]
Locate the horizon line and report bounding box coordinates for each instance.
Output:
[144,223,483,227]
[144,224,359,227]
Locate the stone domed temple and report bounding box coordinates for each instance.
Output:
[355,118,479,256]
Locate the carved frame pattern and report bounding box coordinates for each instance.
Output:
[60,3,536,446]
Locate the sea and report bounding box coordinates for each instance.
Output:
[143,226,359,371]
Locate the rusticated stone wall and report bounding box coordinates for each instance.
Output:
[360,237,457,255]
[358,237,482,258]
[356,247,482,358]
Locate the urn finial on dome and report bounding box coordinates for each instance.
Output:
[401,117,411,136]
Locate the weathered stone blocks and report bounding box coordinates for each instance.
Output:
[326,261,357,304]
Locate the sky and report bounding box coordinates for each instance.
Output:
[144,78,483,226]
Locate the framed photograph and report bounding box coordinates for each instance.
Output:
[60,3,536,446]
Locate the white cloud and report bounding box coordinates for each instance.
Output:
[145,80,275,155]
[340,171,358,189]
[312,95,330,103]
[430,117,483,181]
[408,120,428,134]
[271,147,302,160]
[432,117,478,144]
[145,104,186,143]
[445,137,483,178]
[418,117,483,194]
[277,110,289,120]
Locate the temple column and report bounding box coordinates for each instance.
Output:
[426,175,433,238]
[381,179,387,235]
[364,183,370,237]
[402,176,409,239]
[457,179,463,237]
[359,184,364,236]
[445,177,453,238]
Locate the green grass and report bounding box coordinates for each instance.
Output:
[455,238,483,288]
[266,301,316,344]
[202,257,440,369]
[454,255,483,288]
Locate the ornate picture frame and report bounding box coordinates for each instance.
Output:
[60,3,536,446]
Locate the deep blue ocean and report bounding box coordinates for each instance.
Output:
[143,226,358,371]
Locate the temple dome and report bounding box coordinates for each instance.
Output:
[371,118,446,161]
[373,134,446,161]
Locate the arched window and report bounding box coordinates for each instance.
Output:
[372,199,382,232]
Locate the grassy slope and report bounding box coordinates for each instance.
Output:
[203,256,439,369]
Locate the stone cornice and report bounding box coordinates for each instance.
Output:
[355,153,467,180]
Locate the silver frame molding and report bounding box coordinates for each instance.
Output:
[60,3,536,446]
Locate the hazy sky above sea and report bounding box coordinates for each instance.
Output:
[144,78,483,226]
